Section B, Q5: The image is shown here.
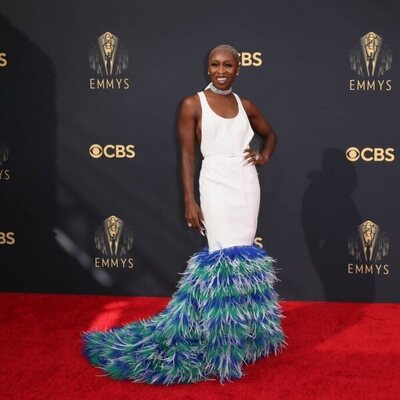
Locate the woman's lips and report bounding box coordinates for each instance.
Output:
[216,76,228,84]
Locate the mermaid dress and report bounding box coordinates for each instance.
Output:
[82,91,286,384]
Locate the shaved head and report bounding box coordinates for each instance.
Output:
[208,44,240,65]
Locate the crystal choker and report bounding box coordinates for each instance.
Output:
[205,82,232,95]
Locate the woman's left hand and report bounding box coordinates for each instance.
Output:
[243,148,269,165]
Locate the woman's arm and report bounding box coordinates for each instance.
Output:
[241,98,277,165]
[178,96,204,230]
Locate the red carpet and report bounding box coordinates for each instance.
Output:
[0,293,399,400]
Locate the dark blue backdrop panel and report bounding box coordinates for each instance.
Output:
[0,0,399,302]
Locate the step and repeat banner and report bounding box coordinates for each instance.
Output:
[0,1,399,302]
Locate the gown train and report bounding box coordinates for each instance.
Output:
[82,245,286,384]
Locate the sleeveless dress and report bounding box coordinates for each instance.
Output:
[82,91,286,384]
[198,91,260,251]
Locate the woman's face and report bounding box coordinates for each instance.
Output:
[208,49,239,90]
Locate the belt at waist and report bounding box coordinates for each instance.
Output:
[201,151,253,202]
[202,151,244,159]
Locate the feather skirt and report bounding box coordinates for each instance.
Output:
[82,245,287,384]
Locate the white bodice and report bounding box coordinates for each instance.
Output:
[197,90,260,252]
[197,91,254,157]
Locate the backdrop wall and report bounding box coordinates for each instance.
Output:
[1,0,399,302]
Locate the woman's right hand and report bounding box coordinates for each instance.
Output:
[185,200,204,231]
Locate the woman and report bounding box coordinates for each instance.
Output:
[83,44,286,384]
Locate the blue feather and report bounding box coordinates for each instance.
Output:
[82,245,286,384]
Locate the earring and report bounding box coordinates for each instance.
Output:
[208,71,210,75]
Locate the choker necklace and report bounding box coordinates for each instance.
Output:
[205,82,232,95]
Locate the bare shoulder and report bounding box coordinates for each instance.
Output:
[180,93,201,116]
[238,96,259,117]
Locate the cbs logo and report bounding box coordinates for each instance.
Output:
[0,53,7,67]
[239,52,262,67]
[346,147,395,162]
[0,232,15,245]
[89,144,136,159]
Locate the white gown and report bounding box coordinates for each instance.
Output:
[82,90,286,385]
[198,91,260,251]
